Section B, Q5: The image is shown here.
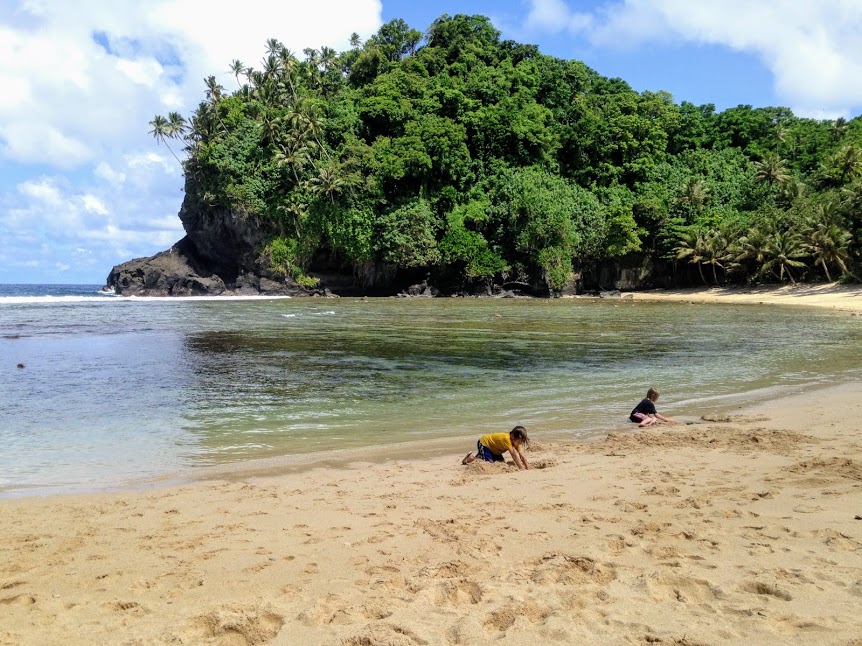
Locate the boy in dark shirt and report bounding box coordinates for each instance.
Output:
[630,387,676,427]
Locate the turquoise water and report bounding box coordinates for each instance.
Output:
[2,287,861,495]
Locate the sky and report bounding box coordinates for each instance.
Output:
[2,0,861,285]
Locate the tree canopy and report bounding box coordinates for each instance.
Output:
[151,14,862,294]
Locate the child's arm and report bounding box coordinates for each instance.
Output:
[656,413,676,423]
[509,448,529,470]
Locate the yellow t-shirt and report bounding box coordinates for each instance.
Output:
[479,433,513,456]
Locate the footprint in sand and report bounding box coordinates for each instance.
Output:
[484,600,551,633]
[636,572,725,603]
[739,581,792,601]
[0,593,36,606]
[186,605,284,645]
[526,554,617,586]
[433,578,483,606]
[342,622,430,645]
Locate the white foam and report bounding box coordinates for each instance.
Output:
[0,294,294,305]
[0,295,115,304]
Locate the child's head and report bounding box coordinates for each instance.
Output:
[646,387,660,402]
[510,425,530,448]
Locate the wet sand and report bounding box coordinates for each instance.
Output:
[1,381,861,645]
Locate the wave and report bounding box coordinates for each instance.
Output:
[0,295,117,304]
[0,294,295,305]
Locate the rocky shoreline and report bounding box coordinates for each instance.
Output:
[103,190,653,298]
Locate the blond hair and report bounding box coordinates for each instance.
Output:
[646,387,660,401]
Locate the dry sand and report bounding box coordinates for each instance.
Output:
[2,379,861,646]
[628,282,862,313]
[2,285,861,645]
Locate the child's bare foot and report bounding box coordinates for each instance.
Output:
[462,452,475,465]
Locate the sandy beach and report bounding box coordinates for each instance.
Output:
[1,377,860,645]
[628,282,862,313]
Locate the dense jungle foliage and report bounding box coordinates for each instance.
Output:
[150,14,862,292]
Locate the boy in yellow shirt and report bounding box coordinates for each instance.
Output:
[462,426,530,470]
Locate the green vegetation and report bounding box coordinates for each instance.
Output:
[150,14,862,293]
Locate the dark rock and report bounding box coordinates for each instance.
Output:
[105,238,227,296]
[556,271,582,296]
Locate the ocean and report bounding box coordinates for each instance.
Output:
[2,284,860,496]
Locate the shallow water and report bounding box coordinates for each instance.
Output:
[1,286,860,495]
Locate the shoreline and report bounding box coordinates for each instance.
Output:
[0,379,823,501]
[626,282,862,313]
[2,382,860,645]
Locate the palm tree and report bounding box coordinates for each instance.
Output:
[229,59,244,87]
[310,165,344,203]
[166,112,187,139]
[262,53,281,80]
[840,180,862,226]
[274,138,310,185]
[776,175,803,208]
[249,70,265,92]
[753,152,790,187]
[204,75,224,105]
[675,228,707,285]
[805,202,853,281]
[700,229,728,285]
[277,49,299,102]
[148,114,181,165]
[832,145,862,184]
[760,231,808,283]
[808,224,852,282]
[349,32,362,49]
[265,38,283,56]
[260,113,282,145]
[320,46,338,72]
[202,76,227,133]
[832,117,848,141]
[678,177,709,215]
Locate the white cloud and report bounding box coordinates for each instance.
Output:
[127,152,173,169]
[0,0,383,283]
[0,123,93,167]
[0,1,383,170]
[526,0,593,34]
[94,162,126,184]
[81,194,109,215]
[526,0,862,116]
[18,178,65,206]
[115,57,165,88]
[1,167,186,283]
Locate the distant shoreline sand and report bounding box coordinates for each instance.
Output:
[2,380,860,644]
[626,282,862,313]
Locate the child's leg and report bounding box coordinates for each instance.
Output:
[463,440,485,465]
[639,415,658,427]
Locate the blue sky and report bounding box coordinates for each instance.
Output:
[2,0,861,285]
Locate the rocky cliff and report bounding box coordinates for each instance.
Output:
[104,189,660,298]
[105,193,322,296]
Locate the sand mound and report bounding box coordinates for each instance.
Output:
[788,457,862,481]
[701,414,769,423]
[188,605,284,645]
[598,426,815,455]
